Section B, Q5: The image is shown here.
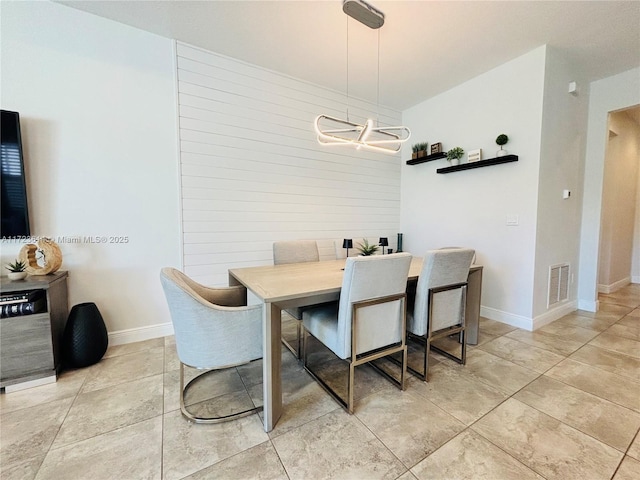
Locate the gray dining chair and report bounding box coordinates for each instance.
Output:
[273,240,320,358]
[160,267,263,423]
[302,252,412,413]
[407,248,475,381]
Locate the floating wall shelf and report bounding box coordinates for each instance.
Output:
[436,154,518,174]
[406,152,447,165]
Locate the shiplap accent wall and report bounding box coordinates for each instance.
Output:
[176,42,403,285]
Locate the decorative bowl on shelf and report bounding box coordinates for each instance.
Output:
[7,272,28,281]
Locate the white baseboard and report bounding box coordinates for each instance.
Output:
[598,277,631,294]
[108,322,174,347]
[532,300,577,330]
[577,298,599,312]
[480,306,533,331]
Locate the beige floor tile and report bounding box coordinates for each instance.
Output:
[514,375,640,452]
[35,416,162,480]
[556,313,618,332]
[626,308,640,318]
[599,291,640,309]
[103,337,165,359]
[589,332,640,359]
[181,441,288,479]
[0,367,87,414]
[52,373,164,448]
[396,472,419,480]
[164,342,180,372]
[355,389,465,467]
[0,455,43,480]
[546,359,640,413]
[613,455,640,480]
[271,409,406,480]
[478,335,565,373]
[537,322,601,343]
[408,363,508,425]
[81,346,164,393]
[162,409,268,480]
[411,430,544,480]
[479,317,518,336]
[505,328,586,356]
[472,398,623,480]
[461,349,540,395]
[569,344,640,381]
[576,303,633,322]
[606,322,640,341]
[628,433,640,461]
[0,396,73,467]
[249,368,340,439]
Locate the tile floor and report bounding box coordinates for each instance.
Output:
[1,286,640,480]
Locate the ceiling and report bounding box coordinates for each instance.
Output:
[56,0,640,111]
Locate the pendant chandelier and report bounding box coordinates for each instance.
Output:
[314,0,410,153]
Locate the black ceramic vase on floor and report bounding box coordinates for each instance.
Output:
[63,302,108,368]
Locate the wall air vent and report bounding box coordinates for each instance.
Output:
[548,263,570,307]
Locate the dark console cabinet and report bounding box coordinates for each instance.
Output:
[0,271,69,390]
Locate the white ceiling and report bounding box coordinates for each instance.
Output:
[56,0,640,111]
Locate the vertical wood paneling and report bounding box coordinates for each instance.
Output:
[177,43,403,285]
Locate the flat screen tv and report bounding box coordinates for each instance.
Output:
[1,110,31,238]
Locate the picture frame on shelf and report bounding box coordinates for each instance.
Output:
[468,148,482,163]
[430,142,442,154]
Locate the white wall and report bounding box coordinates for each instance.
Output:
[532,47,589,323]
[578,68,640,311]
[176,43,403,286]
[401,47,546,328]
[1,2,181,343]
[598,111,640,291]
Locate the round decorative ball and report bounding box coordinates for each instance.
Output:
[63,302,108,368]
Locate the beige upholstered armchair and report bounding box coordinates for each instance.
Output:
[160,267,263,423]
[407,248,475,381]
[273,240,320,358]
[302,253,412,413]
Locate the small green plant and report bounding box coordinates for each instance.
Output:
[446,147,464,161]
[496,134,509,147]
[5,259,26,273]
[357,239,379,256]
[412,142,429,157]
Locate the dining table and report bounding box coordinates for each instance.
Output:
[228,256,482,432]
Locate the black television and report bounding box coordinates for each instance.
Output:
[1,110,31,238]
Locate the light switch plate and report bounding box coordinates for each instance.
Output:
[506,214,519,226]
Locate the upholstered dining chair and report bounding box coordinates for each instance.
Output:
[160,267,263,423]
[407,248,475,381]
[302,252,412,413]
[273,240,320,358]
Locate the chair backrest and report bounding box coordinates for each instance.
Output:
[160,268,262,368]
[409,248,475,336]
[273,240,319,265]
[336,253,412,357]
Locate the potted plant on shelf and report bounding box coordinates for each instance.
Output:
[446,147,464,166]
[357,239,379,256]
[496,134,509,157]
[5,259,27,281]
[411,142,429,159]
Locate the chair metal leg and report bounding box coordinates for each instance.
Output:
[179,363,262,424]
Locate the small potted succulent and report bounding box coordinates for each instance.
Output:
[5,259,27,281]
[357,239,379,256]
[446,147,464,166]
[411,142,429,159]
[496,134,509,157]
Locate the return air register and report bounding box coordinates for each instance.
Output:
[548,263,570,307]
